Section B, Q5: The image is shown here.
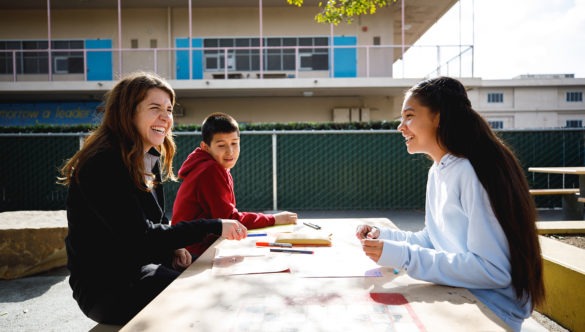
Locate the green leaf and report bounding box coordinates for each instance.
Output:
[289,0,395,25]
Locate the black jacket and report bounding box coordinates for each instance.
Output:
[65,146,221,308]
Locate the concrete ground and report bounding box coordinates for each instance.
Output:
[0,209,569,331]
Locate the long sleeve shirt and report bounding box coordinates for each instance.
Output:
[172,147,275,256]
[65,146,222,311]
[376,154,531,331]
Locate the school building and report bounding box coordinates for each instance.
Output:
[0,0,583,129]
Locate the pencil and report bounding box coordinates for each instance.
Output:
[270,248,314,254]
[303,222,321,230]
[247,233,268,237]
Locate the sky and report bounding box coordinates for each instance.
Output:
[401,0,585,79]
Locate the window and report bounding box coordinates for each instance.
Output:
[204,38,237,71]
[22,41,48,74]
[203,36,329,72]
[52,40,83,74]
[566,120,583,128]
[0,41,19,74]
[54,56,70,74]
[566,91,583,102]
[488,121,504,129]
[487,92,504,103]
[0,40,83,74]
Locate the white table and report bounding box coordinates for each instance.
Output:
[120,218,518,331]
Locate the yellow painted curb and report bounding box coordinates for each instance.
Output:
[536,235,585,332]
[536,221,585,235]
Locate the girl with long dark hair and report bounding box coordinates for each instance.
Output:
[356,76,544,331]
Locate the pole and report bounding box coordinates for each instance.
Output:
[272,132,278,211]
[118,0,122,76]
[47,0,52,81]
[259,0,264,78]
[189,0,193,79]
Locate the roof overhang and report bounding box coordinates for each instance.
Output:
[0,78,421,102]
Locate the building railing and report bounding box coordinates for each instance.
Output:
[0,43,474,82]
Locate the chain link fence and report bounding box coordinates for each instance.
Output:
[1,129,583,214]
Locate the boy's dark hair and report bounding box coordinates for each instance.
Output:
[201,112,240,145]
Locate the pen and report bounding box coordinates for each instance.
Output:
[247,233,268,237]
[270,248,314,254]
[303,222,321,230]
[256,242,293,248]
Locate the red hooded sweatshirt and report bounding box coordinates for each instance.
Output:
[172,147,275,256]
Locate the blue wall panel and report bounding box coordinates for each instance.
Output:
[85,39,112,81]
[175,38,203,79]
[332,36,357,78]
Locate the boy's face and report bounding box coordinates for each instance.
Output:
[201,131,240,169]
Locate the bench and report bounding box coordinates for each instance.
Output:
[530,188,583,220]
[536,220,585,234]
[89,323,121,331]
[529,188,579,196]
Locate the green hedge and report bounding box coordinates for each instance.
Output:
[0,121,400,133]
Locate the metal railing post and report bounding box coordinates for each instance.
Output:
[12,50,17,82]
[272,132,278,211]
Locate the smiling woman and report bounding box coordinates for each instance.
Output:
[133,87,174,155]
[56,72,248,325]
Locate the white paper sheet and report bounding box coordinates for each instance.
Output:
[212,248,290,276]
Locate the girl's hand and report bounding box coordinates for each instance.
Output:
[355,224,380,240]
[361,239,384,262]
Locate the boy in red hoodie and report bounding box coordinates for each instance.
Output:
[172,112,297,258]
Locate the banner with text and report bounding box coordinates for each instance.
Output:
[0,102,102,126]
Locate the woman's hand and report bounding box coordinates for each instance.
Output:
[355,224,380,240]
[172,248,192,271]
[273,211,298,225]
[221,219,248,240]
[361,239,384,262]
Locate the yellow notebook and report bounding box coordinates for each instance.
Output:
[274,231,332,246]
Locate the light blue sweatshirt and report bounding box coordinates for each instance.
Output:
[377,154,531,331]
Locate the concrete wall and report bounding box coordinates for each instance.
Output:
[174,95,396,125]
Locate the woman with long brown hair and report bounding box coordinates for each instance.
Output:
[59,72,247,325]
[356,76,544,331]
